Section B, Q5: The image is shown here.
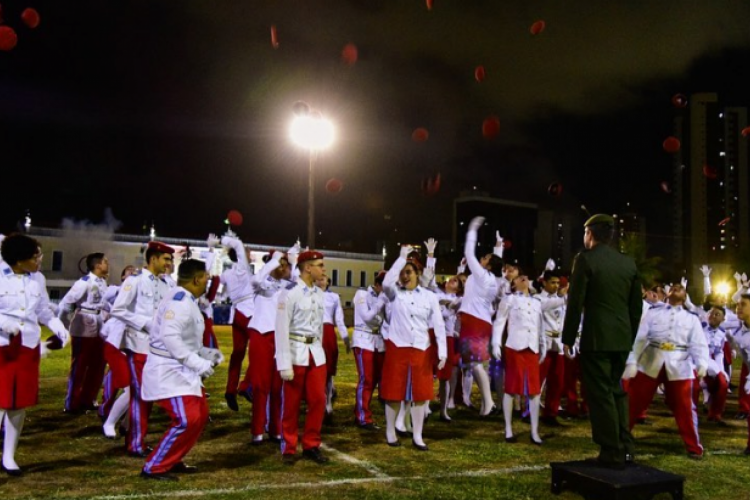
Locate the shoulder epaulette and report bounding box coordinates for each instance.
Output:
[173,291,186,301]
[2,267,11,275]
[81,275,90,282]
[649,303,665,310]
[686,310,699,317]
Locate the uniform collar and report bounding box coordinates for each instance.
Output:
[296,278,319,293]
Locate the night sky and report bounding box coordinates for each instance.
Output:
[1,0,749,257]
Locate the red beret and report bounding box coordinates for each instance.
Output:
[147,241,175,254]
[298,250,324,263]
[406,257,423,271]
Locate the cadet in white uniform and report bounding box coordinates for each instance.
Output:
[275,250,329,464]
[111,241,174,457]
[0,234,69,476]
[537,270,567,426]
[140,259,222,481]
[58,252,110,413]
[316,276,350,419]
[623,283,708,458]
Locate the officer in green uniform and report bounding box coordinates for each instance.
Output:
[562,214,642,468]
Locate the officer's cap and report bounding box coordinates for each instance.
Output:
[298,250,325,263]
[147,241,175,254]
[584,214,615,227]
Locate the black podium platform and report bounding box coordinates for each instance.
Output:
[550,460,684,500]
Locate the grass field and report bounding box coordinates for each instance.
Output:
[3,325,750,499]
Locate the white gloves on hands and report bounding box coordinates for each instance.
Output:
[663,284,671,296]
[457,258,467,274]
[545,258,556,271]
[468,216,485,234]
[199,347,225,366]
[424,238,437,255]
[744,377,750,395]
[399,245,414,260]
[696,365,707,379]
[206,233,220,248]
[680,277,688,288]
[271,250,284,262]
[622,363,638,380]
[491,343,502,360]
[280,369,294,381]
[49,322,70,347]
[437,357,447,371]
[700,265,712,277]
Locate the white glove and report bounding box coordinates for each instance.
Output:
[495,230,503,247]
[700,265,712,277]
[224,228,237,238]
[40,341,51,359]
[735,272,742,283]
[545,258,556,271]
[399,245,414,259]
[468,216,485,233]
[221,234,238,247]
[271,250,284,262]
[681,277,688,288]
[696,365,707,379]
[744,377,750,395]
[622,363,638,380]
[457,258,467,274]
[199,347,225,366]
[424,238,437,255]
[663,284,671,296]
[1,319,23,335]
[184,353,214,377]
[280,369,294,381]
[491,343,502,360]
[437,358,446,371]
[206,233,220,248]
[287,241,301,256]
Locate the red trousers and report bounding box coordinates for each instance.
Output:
[353,347,385,425]
[225,311,251,396]
[540,353,565,418]
[0,335,39,410]
[249,330,282,437]
[739,363,750,413]
[202,315,219,349]
[280,359,327,454]
[143,395,209,474]
[99,343,130,419]
[628,368,703,455]
[322,324,339,378]
[703,373,728,421]
[563,355,588,416]
[127,352,153,454]
[65,336,106,412]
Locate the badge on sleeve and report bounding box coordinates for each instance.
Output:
[165,310,175,320]
[277,302,285,311]
[123,285,132,292]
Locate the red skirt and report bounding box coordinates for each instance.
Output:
[0,335,40,410]
[322,323,339,377]
[458,313,491,363]
[104,342,131,389]
[380,340,434,402]
[504,347,541,396]
[437,337,459,381]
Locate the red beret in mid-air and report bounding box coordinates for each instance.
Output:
[671,94,688,108]
[421,173,441,196]
[0,26,18,51]
[342,43,358,65]
[482,116,500,139]
[474,65,486,83]
[742,126,750,138]
[718,216,731,227]
[21,7,40,29]
[426,0,433,11]
[547,182,563,197]
[702,164,717,179]
[662,136,680,153]
[227,210,243,226]
[270,25,279,49]
[530,20,545,35]
[660,181,671,194]
[325,178,343,194]
[412,127,429,142]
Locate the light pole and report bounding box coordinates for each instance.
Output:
[289,106,335,249]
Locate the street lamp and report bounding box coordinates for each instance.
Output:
[289,104,335,249]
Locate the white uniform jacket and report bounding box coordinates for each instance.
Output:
[323,290,348,339]
[111,269,171,354]
[459,230,499,324]
[248,257,295,334]
[0,261,64,348]
[492,292,545,356]
[353,287,385,352]
[628,304,708,381]
[220,235,256,321]
[437,291,461,338]
[703,324,727,378]
[539,290,566,353]
[729,323,750,366]
[58,272,108,338]
[275,279,325,371]
[382,257,447,359]
[142,287,205,401]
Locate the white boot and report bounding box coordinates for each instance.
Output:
[411,403,428,449]
[103,388,130,439]
[529,395,543,445]
[3,410,25,472]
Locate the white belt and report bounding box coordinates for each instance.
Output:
[290,332,318,344]
[355,327,381,336]
[545,330,561,338]
[649,341,687,351]
[78,307,101,315]
[149,345,172,358]
[233,294,254,305]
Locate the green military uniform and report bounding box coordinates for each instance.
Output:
[562,214,643,467]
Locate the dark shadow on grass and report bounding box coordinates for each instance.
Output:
[22,458,89,473]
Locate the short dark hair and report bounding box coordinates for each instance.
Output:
[711,305,726,316]
[121,266,135,280]
[741,293,750,303]
[374,273,385,286]
[1,233,40,266]
[542,270,561,281]
[486,254,503,278]
[145,247,169,263]
[177,259,206,285]
[227,248,238,263]
[588,223,614,244]
[86,253,106,272]
[403,261,422,275]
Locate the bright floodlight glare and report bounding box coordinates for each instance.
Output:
[715,282,731,296]
[290,115,335,150]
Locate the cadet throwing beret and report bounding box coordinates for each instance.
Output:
[298,250,324,263]
[584,214,615,227]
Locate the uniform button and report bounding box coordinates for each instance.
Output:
[21,308,25,311]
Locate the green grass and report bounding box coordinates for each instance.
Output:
[4,326,750,499]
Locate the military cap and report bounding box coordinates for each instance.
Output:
[147,241,175,254]
[298,250,325,263]
[584,214,615,227]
